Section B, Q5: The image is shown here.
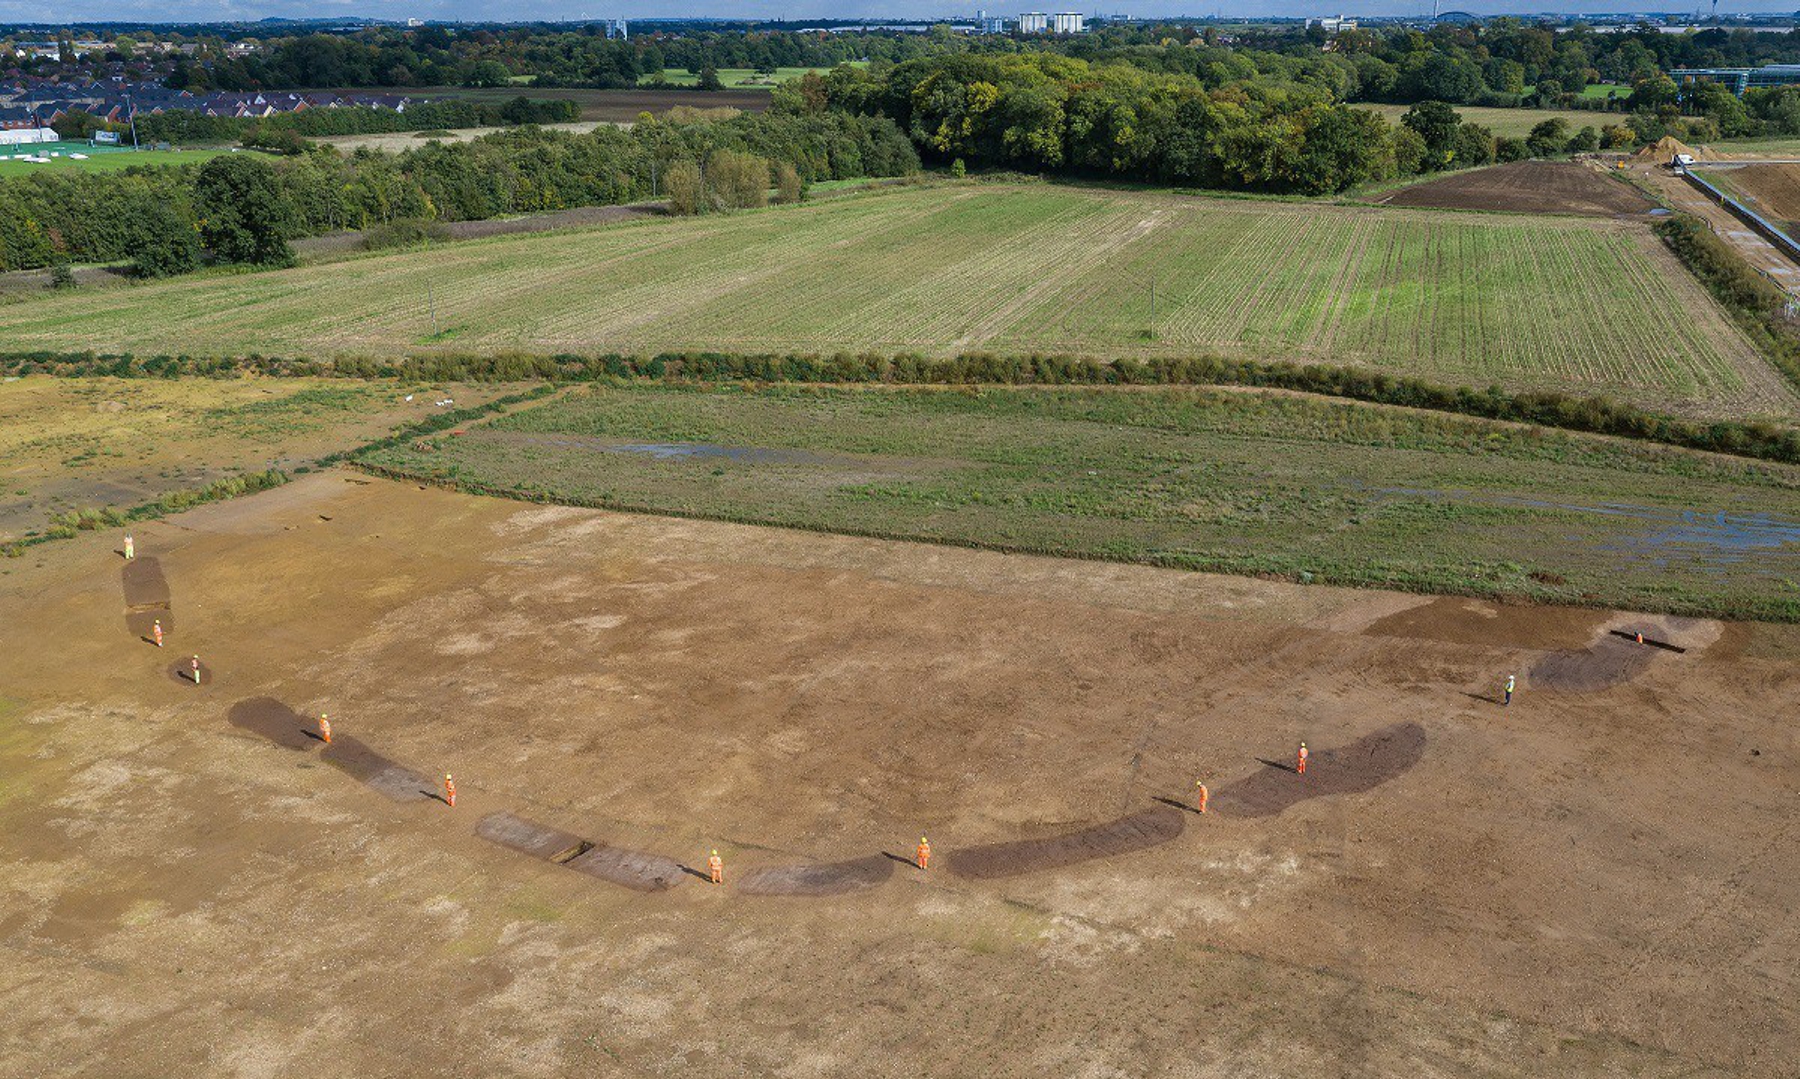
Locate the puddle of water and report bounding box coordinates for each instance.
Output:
[1379,486,1800,568]
[509,435,840,467]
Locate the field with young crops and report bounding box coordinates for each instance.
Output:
[1367,103,1614,138]
[359,382,1800,620]
[0,182,1783,418]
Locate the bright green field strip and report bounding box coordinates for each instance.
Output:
[0,147,231,176]
[360,383,1800,620]
[643,63,866,88]
[1367,103,1613,138]
[0,183,1779,418]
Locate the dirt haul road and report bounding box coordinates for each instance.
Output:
[0,472,1794,1078]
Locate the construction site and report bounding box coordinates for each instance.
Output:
[1,472,1793,1077]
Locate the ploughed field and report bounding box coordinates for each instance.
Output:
[1378,160,1655,217]
[1,182,1784,419]
[360,383,1800,621]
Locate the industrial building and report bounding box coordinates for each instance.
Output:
[1672,63,1800,95]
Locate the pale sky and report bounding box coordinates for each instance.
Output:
[12,0,1799,26]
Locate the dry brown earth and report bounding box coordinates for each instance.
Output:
[0,472,1794,1077]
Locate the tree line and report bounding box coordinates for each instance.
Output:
[782,55,1595,195]
[0,109,918,274]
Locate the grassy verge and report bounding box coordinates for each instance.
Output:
[1,469,290,557]
[1,383,554,559]
[352,382,1800,622]
[1655,213,1800,393]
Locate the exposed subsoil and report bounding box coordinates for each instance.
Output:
[1211,723,1428,818]
[227,696,318,750]
[1381,160,1655,216]
[2,474,1793,1079]
[563,844,686,892]
[1528,619,1680,692]
[737,855,896,896]
[1710,162,1800,228]
[945,807,1186,880]
[120,555,175,638]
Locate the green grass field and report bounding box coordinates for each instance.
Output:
[0,182,1780,417]
[1368,103,1614,138]
[642,63,867,89]
[0,144,233,177]
[358,382,1800,620]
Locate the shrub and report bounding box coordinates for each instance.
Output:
[774,161,804,204]
[363,217,451,251]
[665,159,705,215]
[707,149,770,210]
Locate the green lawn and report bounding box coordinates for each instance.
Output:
[1367,103,1614,138]
[642,62,867,89]
[0,182,1780,418]
[0,144,234,177]
[358,382,1800,620]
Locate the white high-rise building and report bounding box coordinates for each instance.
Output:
[1018,11,1049,32]
[1051,11,1085,33]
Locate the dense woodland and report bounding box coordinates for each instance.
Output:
[3,110,918,274]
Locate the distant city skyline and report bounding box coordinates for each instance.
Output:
[11,0,1800,25]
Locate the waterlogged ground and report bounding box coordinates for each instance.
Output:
[361,383,1800,619]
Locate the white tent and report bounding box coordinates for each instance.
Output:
[0,127,59,147]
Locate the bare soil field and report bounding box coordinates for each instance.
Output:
[0,471,1794,1077]
[1699,163,1800,231]
[1379,160,1656,216]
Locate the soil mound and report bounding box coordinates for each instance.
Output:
[737,855,895,896]
[945,806,1185,880]
[1635,135,1699,161]
[1383,161,1654,216]
[1213,722,1426,818]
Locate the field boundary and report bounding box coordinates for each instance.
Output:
[0,385,555,559]
[8,348,1797,466]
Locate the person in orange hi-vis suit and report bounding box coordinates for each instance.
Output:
[1195,781,1209,814]
[708,849,723,885]
[1296,741,1308,775]
[318,714,332,744]
[916,837,931,870]
[443,774,456,807]
[152,619,163,648]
